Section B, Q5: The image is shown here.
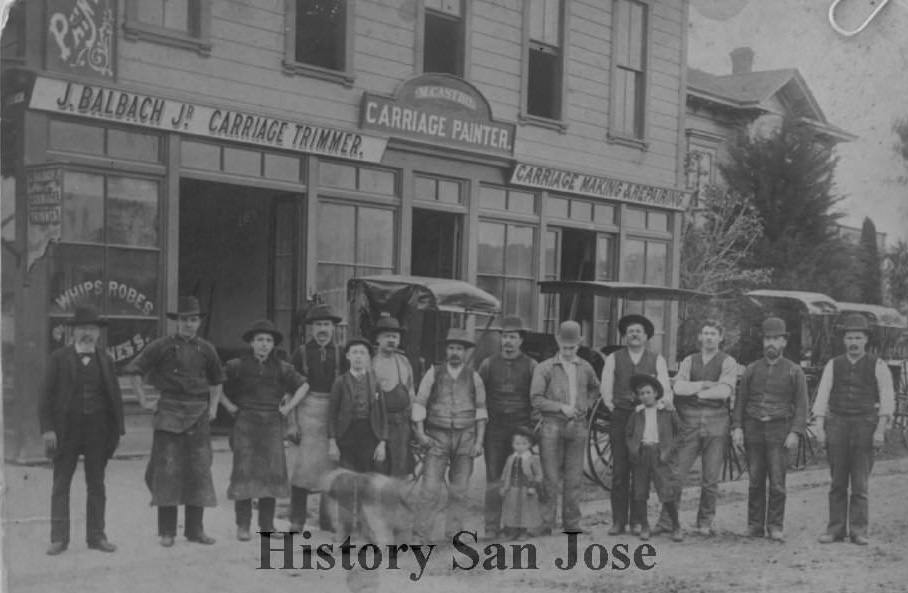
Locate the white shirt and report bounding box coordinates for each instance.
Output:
[642,406,659,443]
[559,355,579,407]
[812,354,895,417]
[600,349,673,408]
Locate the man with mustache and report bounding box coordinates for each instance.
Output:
[287,303,347,533]
[126,296,225,547]
[41,305,124,555]
[478,316,537,540]
[412,328,487,541]
[732,317,808,541]
[600,314,672,536]
[812,314,895,545]
[371,317,415,477]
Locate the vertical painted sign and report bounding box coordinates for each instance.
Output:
[46,0,116,80]
[27,166,63,272]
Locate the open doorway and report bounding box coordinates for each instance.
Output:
[411,208,461,278]
[558,228,597,324]
[178,179,300,359]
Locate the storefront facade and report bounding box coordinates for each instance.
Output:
[2,0,689,461]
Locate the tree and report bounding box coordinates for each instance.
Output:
[858,218,883,304]
[887,240,908,310]
[720,116,850,294]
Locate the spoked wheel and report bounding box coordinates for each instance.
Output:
[585,399,613,490]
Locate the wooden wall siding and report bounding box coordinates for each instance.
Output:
[115,0,685,186]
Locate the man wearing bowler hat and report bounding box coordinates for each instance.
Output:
[531,321,600,534]
[287,303,347,533]
[412,328,487,541]
[732,317,808,541]
[371,316,415,477]
[40,305,124,555]
[600,314,672,536]
[125,296,225,547]
[479,315,537,539]
[813,314,894,545]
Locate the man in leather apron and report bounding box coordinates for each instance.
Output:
[371,317,415,477]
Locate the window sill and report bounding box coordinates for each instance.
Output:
[519,112,568,134]
[607,132,649,151]
[123,21,211,56]
[281,60,355,88]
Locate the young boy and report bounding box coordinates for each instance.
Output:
[626,374,683,542]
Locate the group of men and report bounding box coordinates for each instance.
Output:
[40,295,894,555]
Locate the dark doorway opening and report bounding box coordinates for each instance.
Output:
[411,208,461,279]
[558,228,597,323]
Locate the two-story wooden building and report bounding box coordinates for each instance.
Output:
[1,0,691,461]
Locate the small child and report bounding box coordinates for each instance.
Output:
[499,426,544,540]
[626,373,683,542]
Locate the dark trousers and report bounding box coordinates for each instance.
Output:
[290,487,332,531]
[744,417,790,534]
[539,416,587,531]
[235,498,276,531]
[825,413,876,538]
[609,407,643,529]
[484,419,529,533]
[50,412,110,544]
[158,505,205,538]
[338,419,380,473]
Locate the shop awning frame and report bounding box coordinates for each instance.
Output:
[538,280,712,301]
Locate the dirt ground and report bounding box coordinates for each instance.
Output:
[3,450,908,593]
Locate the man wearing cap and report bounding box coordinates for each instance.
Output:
[531,321,600,534]
[600,314,672,536]
[287,303,347,533]
[328,337,389,473]
[412,328,487,541]
[220,320,309,541]
[371,317,415,477]
[125,296,225,547]
[40,305,124,556]
[732,317,809,541]
[666,319,739,536]
[813,314,895,545]
[478,315,538,540]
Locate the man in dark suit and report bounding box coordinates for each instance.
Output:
[40,305,125,556]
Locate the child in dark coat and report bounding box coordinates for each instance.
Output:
[499,427,544,540]
[626,374,683,542]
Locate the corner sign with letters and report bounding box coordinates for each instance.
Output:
[26,165,64,272]
[360,73,515,157]
[46,0,116,80]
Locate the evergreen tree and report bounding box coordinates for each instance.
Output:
[859,217,883,304]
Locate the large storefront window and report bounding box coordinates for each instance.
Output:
[49,170,162,370]
[316,201,395,315]
[477,221,535,324]
[624,237,669,353]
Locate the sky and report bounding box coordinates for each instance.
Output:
[687,0,908,247]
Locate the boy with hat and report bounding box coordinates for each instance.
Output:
[40,305,125,555]
[220,320,309,541]
[732,317,809,541]
[600,314,672,536]
[479,315,538,539]
[626,374,683,541]
[328,337,389,473]
[412,328,488,541]
[813,314,895,545]
[371,317,415,477]
[287,303,346,533]
[125,296,226,547]
[530,321,600,534]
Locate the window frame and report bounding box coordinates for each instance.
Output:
[607,0,652,150]
[123,0,212,56]
[520,0,569,131]
[417,0,470,78]
[476,218,538,326]
[283,0,356,87]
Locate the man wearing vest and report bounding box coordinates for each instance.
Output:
[479,315,538,540]
[41,306,125,555]
[601,314,672,536]
[287,303,347,533]
[531,321,601,534]
[732,317,808,542]
[372,317,416,478]
[412,328,487,541]
[667,319,738,536]
[813,314,894,545]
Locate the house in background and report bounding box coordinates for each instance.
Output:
[684,46,856,202]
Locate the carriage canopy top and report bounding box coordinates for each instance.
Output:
[746,289,839,315]
[348,275,501,314]
[836,302,908,329]
[539,280,711,301]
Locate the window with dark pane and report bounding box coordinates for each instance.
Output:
[137,0,200,35]
[478,221,535,323]
[527,0,563,119]
[423,0,464,76]
[295,0,347,71]
[611,0,648,139]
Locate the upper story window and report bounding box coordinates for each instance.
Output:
[525,0,565,122]
[1,0,25,63]
[124,0,211,55]
[609,0,648,146]
[423,0,465,76]
[284,0,354,85]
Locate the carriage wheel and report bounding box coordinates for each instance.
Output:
[585,399,613,490]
